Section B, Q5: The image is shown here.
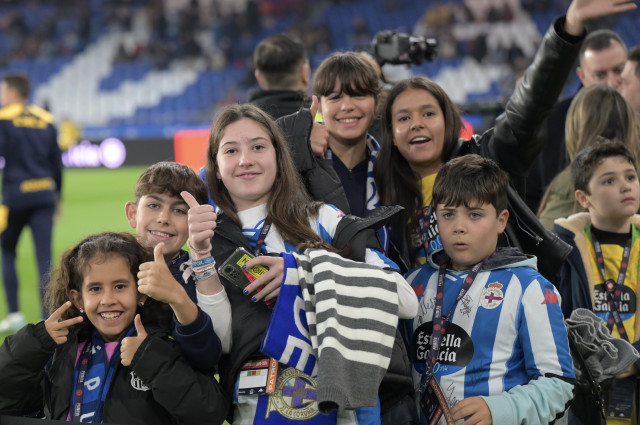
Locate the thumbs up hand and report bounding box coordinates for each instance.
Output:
[137,242,182,305]
[181,191,216,259]
[120,314,147,367]
[308,96,329,158]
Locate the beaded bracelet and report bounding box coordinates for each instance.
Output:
[187,240,212,256]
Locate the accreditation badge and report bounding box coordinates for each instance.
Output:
[237,356,278,396]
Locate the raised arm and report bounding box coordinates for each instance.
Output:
[182,190,233,354]
[486,0,637,194]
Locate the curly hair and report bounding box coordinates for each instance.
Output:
[44,232,163,329]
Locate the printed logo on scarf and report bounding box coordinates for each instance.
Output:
[265,367,319,421]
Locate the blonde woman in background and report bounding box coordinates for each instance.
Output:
[537,84,640,229]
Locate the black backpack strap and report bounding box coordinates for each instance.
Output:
[332,205,404,263]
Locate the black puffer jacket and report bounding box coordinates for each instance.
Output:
[0,321,229,425]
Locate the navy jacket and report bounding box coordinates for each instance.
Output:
[168,249,223,371]
[0,103,62,210]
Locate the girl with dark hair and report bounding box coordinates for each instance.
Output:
[203,103,418,425]
[278,52,391,248]
[373,0,637,272]
[312,52,382,219]
[0,232,228,424]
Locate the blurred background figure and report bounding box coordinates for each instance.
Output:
[0,73,61,331]
[57,116,82,151]
[526,29,629,213]
[619,46,640,117]
[537,84,639,229]
[249,32,311,119]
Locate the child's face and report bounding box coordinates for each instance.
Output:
[436,201,508,271]
[577,156,640,231]
[319,80,377,148]
[215,117,277,211]
[71,255,144,342]
[125,192,189,261]
[391,88,446,178]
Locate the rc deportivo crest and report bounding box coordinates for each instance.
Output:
[479,282,504,309]
[265,367,319,420]
[130,371,150,391]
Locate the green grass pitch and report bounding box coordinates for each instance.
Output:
[0,166,147,341]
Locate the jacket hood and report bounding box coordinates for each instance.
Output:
[430,246,536,272]
[553,212,640,291]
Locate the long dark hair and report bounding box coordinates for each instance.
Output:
[374,76,463,230]
[205,104,333,250]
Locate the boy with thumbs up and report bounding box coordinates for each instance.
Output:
[125,161,231,371]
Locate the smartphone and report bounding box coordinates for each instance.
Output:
[218,247,269,296]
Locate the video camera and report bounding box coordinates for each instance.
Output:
[371,30,438,65]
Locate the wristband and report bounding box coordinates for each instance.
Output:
[195,268,217,282]
[191,255,215,269]
[193,264,216,273]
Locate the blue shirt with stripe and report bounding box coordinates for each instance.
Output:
[403,255,574,423]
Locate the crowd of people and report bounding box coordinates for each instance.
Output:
[2,0,640,424]
[0,0,587,124]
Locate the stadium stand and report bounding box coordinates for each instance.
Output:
[0,0,637,140]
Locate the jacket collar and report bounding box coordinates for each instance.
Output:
[555,212,640,341]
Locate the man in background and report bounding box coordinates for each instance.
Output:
[0,73,61,332]
[249,32,311,119]
[526,29,628,212]
[619,46,640,116]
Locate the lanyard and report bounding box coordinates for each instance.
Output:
[415,197,432,257]
[429,261,484,369]
[254,217,272,256]
[592,234,632,341]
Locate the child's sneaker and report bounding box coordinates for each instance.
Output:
[0,312,26,333]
